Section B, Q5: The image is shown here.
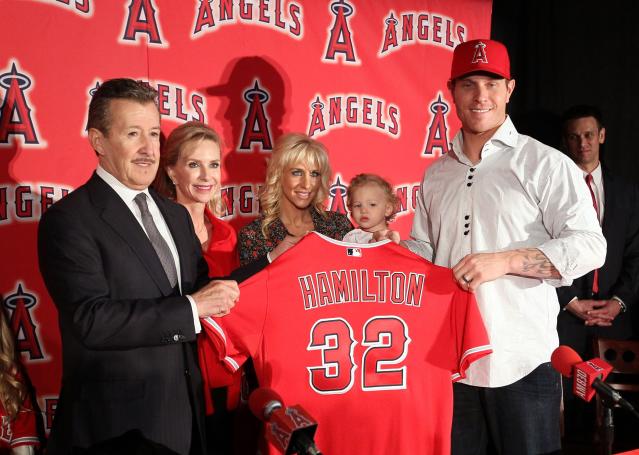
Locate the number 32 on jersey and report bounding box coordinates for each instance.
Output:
[307,316,411,394]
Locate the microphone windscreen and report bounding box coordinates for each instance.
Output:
[551,345,582,378]
[248,387,284,422]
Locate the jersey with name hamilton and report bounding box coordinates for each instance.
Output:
[201,232,491,455]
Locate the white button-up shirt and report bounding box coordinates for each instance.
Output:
[406,116,606,387]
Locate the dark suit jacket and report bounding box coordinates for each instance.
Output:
[557,167,639,357]
[38,173,210,455]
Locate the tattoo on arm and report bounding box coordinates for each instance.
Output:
[517,248,561,279]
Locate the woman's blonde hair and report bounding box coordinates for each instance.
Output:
[0,307,27,420]
[260,133,332,238]
[346,173,400,222]
[154,121,226,215]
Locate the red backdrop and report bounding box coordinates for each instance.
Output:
[0,0,492,433]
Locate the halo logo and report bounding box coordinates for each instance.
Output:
[328,174,348,215]
[422,92,452,157]
[120,0,167,47]
[323,0,358,65]
[0,61,45,148]
[239,80,273,152]
[3,283,45,361]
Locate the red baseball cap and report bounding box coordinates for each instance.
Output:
[450,39,511,81]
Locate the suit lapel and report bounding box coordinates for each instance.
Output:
[87,174,174,295]
[601,167,613,239]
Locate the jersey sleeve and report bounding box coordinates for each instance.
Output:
[200,270,269,376]
[450,288,492,381]
[8,395,40,448]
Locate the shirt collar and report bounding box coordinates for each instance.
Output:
[582,161,601,177]
[451,116,518,164]
[96,165,151,205]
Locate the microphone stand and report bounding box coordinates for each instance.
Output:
[600,400,614,455]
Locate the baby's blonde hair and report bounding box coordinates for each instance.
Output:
[346,173,399,222]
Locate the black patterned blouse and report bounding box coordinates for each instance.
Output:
[238,209,353,266]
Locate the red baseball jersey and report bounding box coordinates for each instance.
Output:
[201,233,491,455]
[0,395,40,449]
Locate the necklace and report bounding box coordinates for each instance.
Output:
[194,220,208,238]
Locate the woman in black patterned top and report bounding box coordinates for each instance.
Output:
[239,133,352,266]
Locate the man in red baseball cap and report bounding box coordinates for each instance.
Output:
[402,39,606,454]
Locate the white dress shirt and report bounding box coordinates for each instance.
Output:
[96,166,201,333]
[406,117,606,387]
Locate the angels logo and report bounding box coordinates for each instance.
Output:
[323,0,359,65]
[120,0,167,47]
[270,422,291,451]
[46,0,92,16]
[471,41,488,64]
[328,175,347,215]
[307,94,399,138]
[82,79,206,135]
[0,183,71,224]
[220,183,262,218]
[422,92,452,157]
[3,283,45,361]
[239,80,273,153]
[394,182,421,218]
[43,396,58,431]
[192,0,302,39]
[378,10,466,57]
[0,61,46,148]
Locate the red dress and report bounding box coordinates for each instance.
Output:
[197,207,241,415]
[201,207,239,278]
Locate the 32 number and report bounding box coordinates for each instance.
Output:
[307,316,411,394]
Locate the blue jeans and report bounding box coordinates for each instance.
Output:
[451,362,562,455]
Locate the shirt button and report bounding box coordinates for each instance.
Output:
[465,223,469,228]
[470,168,476,172]
[173,334,180,342]
[467,183,472,187]
[465,215,470,220]
[464,231,469,235]
[468,175,473,179]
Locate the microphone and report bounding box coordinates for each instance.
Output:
[249,388,322,455]
[551,345,639,418]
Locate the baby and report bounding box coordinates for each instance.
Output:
[343,173,400,244]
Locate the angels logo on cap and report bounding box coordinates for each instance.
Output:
[471,42,488,64]
[450,39,511,81]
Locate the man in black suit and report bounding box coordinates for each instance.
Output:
[38,79,240,455]
[557,104,639,440]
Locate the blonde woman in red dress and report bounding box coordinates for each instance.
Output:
[154,121,241,452]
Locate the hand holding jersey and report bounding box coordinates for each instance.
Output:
[192,280,239,318]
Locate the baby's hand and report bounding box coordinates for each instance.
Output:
[370,229,401,244]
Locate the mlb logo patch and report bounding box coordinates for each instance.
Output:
[347,247,362,257]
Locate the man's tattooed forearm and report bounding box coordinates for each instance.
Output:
[519,248,560,277]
